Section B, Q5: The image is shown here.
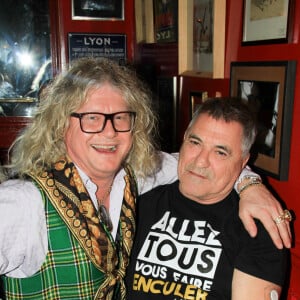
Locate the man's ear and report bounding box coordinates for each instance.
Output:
[242,153,250,169]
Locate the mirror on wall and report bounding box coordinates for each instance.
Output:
[0,0,52,116]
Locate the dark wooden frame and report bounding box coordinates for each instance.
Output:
[230,61,296,180]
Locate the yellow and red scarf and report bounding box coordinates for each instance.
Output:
[29,156,137,299]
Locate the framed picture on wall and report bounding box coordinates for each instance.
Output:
[153,0,178,43]
[242,0,294,45]
[72,0,124,20]
[230,61,296,180]
[178,0,226,78]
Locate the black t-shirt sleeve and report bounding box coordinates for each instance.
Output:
[234,220,288,286]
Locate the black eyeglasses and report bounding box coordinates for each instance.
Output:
[71,111,136,133]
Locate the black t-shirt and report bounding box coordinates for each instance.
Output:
[125,181,288,299]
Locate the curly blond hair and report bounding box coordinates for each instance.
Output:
[7,57,161,178]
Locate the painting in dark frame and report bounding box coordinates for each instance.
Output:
[72,0,124,20]
[230,61,296,180]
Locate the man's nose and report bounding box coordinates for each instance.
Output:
[100,118,117,136]
[194,148,210,167]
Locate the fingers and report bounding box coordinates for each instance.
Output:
[274,209,293,224]
[275,221,292,248]
[240,212,258,238]
[264,217,285,249]
[258,209,292,249]
[272,209,293,248]
[240,206,292,249]
[238,183,293,249]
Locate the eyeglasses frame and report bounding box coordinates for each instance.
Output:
[70,111,136,133]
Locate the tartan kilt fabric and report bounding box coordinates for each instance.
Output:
[3,190,105,299]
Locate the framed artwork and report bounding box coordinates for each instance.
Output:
[72,0,124,20]
[178,0,225,78]
[190,90,208,118]
[242,0,294,45]
[153,0,178,43]
[230,61,296,180]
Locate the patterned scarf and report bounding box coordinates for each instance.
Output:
[29,156,137,299]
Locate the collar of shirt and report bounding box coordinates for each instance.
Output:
[76,165,126,239]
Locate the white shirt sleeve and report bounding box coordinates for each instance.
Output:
[234,165,261,190]
[138,151,178,195]
[0,179,47,278]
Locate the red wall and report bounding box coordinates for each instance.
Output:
[231,2,300,297]
[179,2,300,299]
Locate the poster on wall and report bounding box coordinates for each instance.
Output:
[153,0,178,43]
[68,33,126,64]
[72,0,124,20]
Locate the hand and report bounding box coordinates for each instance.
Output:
[238,183,292,249]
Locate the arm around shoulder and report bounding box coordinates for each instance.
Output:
[139,151,178,194]
[236,167,292,249]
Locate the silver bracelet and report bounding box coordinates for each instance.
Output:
[236,173,261,186]
[238,177,262,195]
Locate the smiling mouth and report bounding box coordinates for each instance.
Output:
[188,169,208,179]
[92,145,117,152]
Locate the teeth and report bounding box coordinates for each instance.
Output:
[92,145,116,151]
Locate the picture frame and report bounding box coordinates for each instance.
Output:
[178,0,226,78]
[242,0,293,45]
[190,90,208,118]
[153,0,178,43]
[230,61,296,180]
[72,0,124,21]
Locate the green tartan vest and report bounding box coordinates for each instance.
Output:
[3,190,105,299]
